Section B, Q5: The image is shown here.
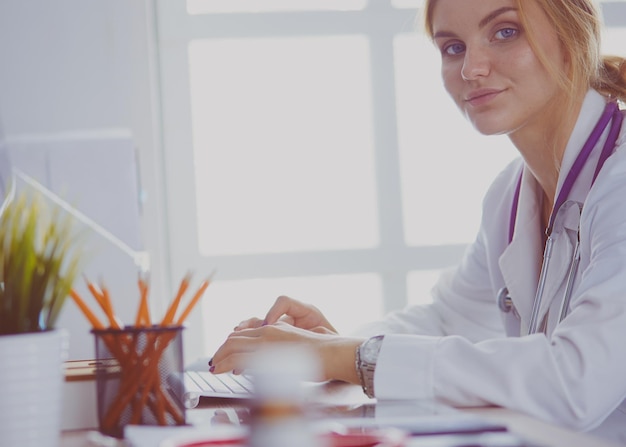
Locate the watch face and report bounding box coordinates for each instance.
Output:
[361,336,383,363]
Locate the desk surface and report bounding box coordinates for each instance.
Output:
[61,382,622,447]
[464,407,620,447]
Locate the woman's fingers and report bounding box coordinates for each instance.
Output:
[233,317,264,331]
[278,315,295,325]
[230,296,337,337]
[265,295,337,333]
[310,326,336,335]
[211,333,259,374]
[211,351,253,375]
[211,323,324,374]
[264,295,305,325]
[211,325,290,373]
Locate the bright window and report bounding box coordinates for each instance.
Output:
[189,36,378,255]
[406,269,438,306]
[187,0,367,14]
[391,0,423,9]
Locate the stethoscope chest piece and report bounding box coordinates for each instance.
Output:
[497,287,513,313]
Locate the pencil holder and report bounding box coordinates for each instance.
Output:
[92,326,186,438]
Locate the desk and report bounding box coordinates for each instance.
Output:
[60,382,622,447]
[463,407,621,447]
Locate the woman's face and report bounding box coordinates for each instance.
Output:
[431,0,567,137]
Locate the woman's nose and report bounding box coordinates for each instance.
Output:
[461,46,490,81]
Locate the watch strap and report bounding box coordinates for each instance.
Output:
[356,335,384,398]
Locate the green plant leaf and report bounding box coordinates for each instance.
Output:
[0,190,84,334]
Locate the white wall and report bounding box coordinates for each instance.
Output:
[0,1,132,133]
[0,0,170,359]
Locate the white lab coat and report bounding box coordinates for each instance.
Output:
[354,90,626,442]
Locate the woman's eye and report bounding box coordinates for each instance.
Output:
[443,42,465,56]
[495,27,517,40]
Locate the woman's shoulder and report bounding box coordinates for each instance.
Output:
[583,110,626,227]
[593,107,626,182]
[617,107,626,147]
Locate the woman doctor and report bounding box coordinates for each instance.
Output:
[210,0,626,440]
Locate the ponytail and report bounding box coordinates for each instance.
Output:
[595,56,626,103]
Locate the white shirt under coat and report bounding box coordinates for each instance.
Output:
[354,90,626,442]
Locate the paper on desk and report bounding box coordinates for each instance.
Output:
[124,424,246,447]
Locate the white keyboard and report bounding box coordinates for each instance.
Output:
[178,371,254,408]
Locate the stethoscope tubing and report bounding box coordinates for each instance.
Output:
[500,101,623,335]
[528,236,554,335]
[558,238,580,323]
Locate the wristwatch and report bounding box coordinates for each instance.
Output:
[356,335,384,398]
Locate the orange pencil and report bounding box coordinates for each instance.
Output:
[84,276,106,308]
[100,282,122,329]
[69,288,105,330]
[175,271,216,325]
[136,274,151,327]
[161,272,192,326]
[83,277,118,328]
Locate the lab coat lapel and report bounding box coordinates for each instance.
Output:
[498,188,578,335]
[536,204,580,321]
[534,232,572,326]
[498,170,543,335]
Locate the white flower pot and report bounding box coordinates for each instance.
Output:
[0,329,68,447]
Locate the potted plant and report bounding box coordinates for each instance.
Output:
[0,187,83,447]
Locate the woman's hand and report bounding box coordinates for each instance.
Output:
[210,321,363,384]
[233,295,338,335]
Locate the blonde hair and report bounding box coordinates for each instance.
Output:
[423,0,626,103]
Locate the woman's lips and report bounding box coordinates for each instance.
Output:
[465,89,503,107]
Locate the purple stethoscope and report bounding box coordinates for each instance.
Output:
[497,101,623,334]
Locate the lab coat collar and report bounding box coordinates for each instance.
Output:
[557,89,609,205]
